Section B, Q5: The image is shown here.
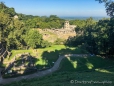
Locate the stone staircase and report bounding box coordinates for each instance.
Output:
[0,43,8,62]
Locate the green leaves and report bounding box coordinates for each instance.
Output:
[24,29,42,49]
[96,0,114,17]
[0,12,11,26]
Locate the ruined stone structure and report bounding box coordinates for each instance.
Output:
[0,43,8,62]
[43,21,76,34]
[64,21,76,30]
[38,21,77,42]
[64,21,70,29]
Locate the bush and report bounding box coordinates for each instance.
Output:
[40,40,52,48]
[54,38,64,45]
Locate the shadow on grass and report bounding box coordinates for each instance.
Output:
[41,48,88,67]
[58,56,114,74]
[41,47,114,75]
[0,46,114,86]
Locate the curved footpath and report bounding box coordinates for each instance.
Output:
[0,54,89,85]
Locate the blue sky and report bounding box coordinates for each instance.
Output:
[1,0,109,17]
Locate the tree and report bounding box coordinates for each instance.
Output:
[0,2,16,17]
[0,2,7,11]
[106,2,114,17]
[24,29,42,49]
[0,12,11,43]
[96,0,114,17]
[40,40,52,48]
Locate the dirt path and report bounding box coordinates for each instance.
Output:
[0,54,89,85]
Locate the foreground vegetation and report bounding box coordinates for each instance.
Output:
[2,56,114,86]
[4,45,88,67]
[1,45,90,79]
[3,71,114,86]
[58,56,114,72]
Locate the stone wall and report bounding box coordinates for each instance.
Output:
[43,28,75,35]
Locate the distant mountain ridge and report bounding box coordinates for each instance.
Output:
[60,16,109,21]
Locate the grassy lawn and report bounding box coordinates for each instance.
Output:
[58,56,114,72]
[6,72,114,86]
[4,45,88,68]
[2,45,89,78]
[3,67,114,86]
[8,50,33,60]
[2,52,114,86]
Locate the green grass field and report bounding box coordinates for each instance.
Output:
[3,71,114,86]
[4,45,88,68]
[3,56,114,86]
[3,45,114,86]
[58,56,114,72]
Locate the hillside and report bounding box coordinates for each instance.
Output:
[3,56,114,86]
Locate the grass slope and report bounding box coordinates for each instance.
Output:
[2,56,114,86]
[4,45,88,68]
[3,71,114,86]
[58,56,114,72]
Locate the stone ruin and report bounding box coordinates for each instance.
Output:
[40,21,77,42]
[43,21,76,35]
[2,53,37,76]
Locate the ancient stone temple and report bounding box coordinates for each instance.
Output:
[64,21,76,30]
[38,21,77,42]
[64,21,70,29]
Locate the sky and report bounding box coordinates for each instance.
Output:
[1,0,109,17]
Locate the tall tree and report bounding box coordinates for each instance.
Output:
[24,29,42,49]
[0,12,11,43]
[96,0,114,17]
